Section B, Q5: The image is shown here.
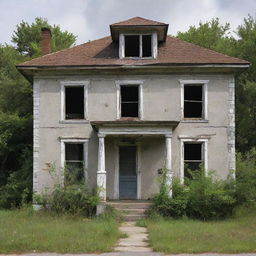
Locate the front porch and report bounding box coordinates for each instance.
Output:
[91,121,178,214]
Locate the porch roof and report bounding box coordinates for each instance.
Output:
[91,120,179,136]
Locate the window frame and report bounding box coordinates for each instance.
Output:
[179,80,209,121]
[115,80,144,119]
[179,137,208,184]
[60,138,89,184]
[60,80,89,122]
[119,33,157,59]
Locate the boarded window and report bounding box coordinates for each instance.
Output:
[65,143,84,184]
[184,143,203,179]
[65,87,84,119]
[125,35,140,57]
[184,85,203,118]
[121,85,139,117]
[142,35,152,57]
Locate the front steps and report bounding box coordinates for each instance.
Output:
[107,200,152,221]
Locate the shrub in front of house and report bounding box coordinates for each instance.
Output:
[149,169,237,220]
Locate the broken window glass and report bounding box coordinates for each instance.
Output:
[65,86,84,119]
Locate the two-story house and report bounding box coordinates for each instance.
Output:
[17,17,249,214]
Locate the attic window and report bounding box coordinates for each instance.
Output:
[121,85,139,117]
[124,34,152,58]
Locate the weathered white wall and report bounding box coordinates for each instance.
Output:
[34,73,234,197]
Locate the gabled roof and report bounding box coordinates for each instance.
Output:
[17,35,249,68]
[111,17,167,26]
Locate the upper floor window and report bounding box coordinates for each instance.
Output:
[119,33,157,59]
[60,81,89,122]
[179,80,209,120]
[116,80,144,119]
[125,35,152,58]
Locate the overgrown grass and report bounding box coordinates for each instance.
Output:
[145,204,256,253]
[0,207,121,253]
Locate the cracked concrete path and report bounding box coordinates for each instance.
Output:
[114,221,152,252]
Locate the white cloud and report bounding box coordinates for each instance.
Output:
[0,0,255,45]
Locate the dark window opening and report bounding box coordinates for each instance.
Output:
[184,143,203,179]
[184,85,203,118]
[65,143,84,185]
[142,35,152,57]
[125,35,140,57]
[65,87,84,119]
[121,85,139,117]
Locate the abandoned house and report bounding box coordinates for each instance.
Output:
[17,17,249,214]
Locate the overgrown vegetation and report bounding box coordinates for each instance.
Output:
[150,148,256,220]
[145,204,256,253]
[0,207,121,253]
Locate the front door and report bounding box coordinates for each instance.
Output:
[119,145,137,199]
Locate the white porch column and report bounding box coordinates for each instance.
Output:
[165,134,173,197]
[97,133,106,201]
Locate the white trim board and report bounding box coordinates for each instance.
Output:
[60,80,89,122]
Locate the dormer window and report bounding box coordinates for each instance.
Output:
[124,35,152,58]
[119,33,157,59]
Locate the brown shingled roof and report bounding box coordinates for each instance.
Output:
[111,17,167,26]
[17,35,249,68]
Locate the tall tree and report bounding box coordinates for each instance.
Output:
[0,18,76,208]
[11,17,76,57]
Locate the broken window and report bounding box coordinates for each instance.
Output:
[65,86,84,119]
[184,143,203,179]
[121,85,139,117]
[124,35,152,58]
[65,143,84,184]
[184,85,203,118]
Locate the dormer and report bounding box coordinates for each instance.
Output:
[110,17,168,59]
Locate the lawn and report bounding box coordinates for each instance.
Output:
[144,206,256,253]
[0,207,121,253]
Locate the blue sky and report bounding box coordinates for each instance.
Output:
[1,0,256,45]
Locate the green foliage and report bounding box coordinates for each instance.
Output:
[150,169,236,220]
[235,149,256,204]
[12,17,76,57]
[35,164,99,217]
[185,171,236,220]
[0,18,76,209]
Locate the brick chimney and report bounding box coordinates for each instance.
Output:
[41,27,52,55]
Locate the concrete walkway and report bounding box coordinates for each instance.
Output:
[114,222,152,252]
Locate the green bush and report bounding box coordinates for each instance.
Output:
[235,149,256,204]
[186,171,236,220]
[150,168,236,220]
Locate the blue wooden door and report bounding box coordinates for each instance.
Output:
[119,146,137,199]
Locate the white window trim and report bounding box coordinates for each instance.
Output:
[179,80,209,120]
[179,137,208,184]
[115,80,144,120]
[119,33,157,59]
[60,80,89,122]
[60,138,89,184]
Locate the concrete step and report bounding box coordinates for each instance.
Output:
[107,201,152,209]
[123,214,145,221]
[121,208,147,215]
